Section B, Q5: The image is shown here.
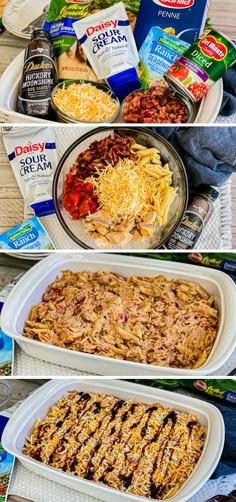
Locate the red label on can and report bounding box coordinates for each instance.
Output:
[199,36,228,61]
[154,0,194,8]
[194,380,207,391]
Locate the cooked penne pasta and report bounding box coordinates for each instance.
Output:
[23,390,206,500]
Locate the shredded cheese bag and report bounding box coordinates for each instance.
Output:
[53,82,118,122]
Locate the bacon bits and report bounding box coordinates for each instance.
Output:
[63,134,137,220]
[123,86,189,124]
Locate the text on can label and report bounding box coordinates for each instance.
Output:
[199,36,228,60]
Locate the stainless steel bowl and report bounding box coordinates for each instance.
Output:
[53,127,188,250]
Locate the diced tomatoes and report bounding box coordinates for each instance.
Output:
[79,195,98,216]
[63,173,99,220]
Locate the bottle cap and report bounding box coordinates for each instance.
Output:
[199,186,219,202]
[31,29,49,41]
[31,199,55,217]
[107,68,140,102]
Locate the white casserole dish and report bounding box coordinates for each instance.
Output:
[1,253,236,376]
[0,51,223,124]
[2,379,225,502]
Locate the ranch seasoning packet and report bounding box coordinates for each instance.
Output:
[139,27,190,88]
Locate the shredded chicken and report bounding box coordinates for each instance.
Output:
[23,270,219,369]
[23,390,206,499]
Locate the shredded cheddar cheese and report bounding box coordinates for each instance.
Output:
[90,158,155,219]
[23,390,206,500]
[84,144,178,248]
[52,82,118,122]
[90,153,176,220]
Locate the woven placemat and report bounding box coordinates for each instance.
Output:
[10,460,99,502]
[9,459,236,502]
[35,126,232,250]
[14,345,91,376]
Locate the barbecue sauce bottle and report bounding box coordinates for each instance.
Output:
[165,187,219,250]
[18,28,57,119]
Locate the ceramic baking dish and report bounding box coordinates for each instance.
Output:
[1,253,236,376]
[2,379,225,502]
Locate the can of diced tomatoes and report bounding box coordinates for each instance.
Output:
[164,29,236,102]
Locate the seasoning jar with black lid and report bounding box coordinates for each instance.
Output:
[165,187,219,250]
[18,28,57,119]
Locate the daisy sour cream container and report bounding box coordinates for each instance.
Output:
[73,2,140,101]
[165,29,236,102]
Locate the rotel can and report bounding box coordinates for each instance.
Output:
[165,29,236,102]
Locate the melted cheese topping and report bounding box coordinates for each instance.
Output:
[23,391,206,500]
[53,83,118,122]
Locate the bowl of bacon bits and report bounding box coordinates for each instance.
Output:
[122,84,193,124]
[51,80,120,124]
[53,127,188,249]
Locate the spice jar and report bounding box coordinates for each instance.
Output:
[165,187,219,250]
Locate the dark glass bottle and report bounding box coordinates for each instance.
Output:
[18,28,57,119]
[165,187,219,250]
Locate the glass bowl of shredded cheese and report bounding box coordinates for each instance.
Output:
[53,127,188,249]
[51,80,120,123]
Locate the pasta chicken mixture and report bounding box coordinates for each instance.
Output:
[23,391,206,500]
[63,134,178,248]
[23,270,219,369]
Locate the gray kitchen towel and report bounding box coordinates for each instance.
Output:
[155,126,236,192]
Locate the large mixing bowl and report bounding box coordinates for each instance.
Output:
[53,127,188,249]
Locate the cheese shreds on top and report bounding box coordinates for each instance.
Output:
[53,82,118,122]
[90,158,156,219]
[23,390,206,500]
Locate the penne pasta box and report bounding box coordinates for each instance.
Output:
[134,0,209,49]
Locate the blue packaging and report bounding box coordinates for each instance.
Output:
[0,415,14,502]
[0,217,54,251]
[134,0,209,49]
[0,272,25,376]
[139,26,189,87]
[107,68,140,101]
[0,332,13,378]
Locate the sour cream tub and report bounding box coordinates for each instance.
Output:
[1,253,236,376]
[2,379,225,502]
